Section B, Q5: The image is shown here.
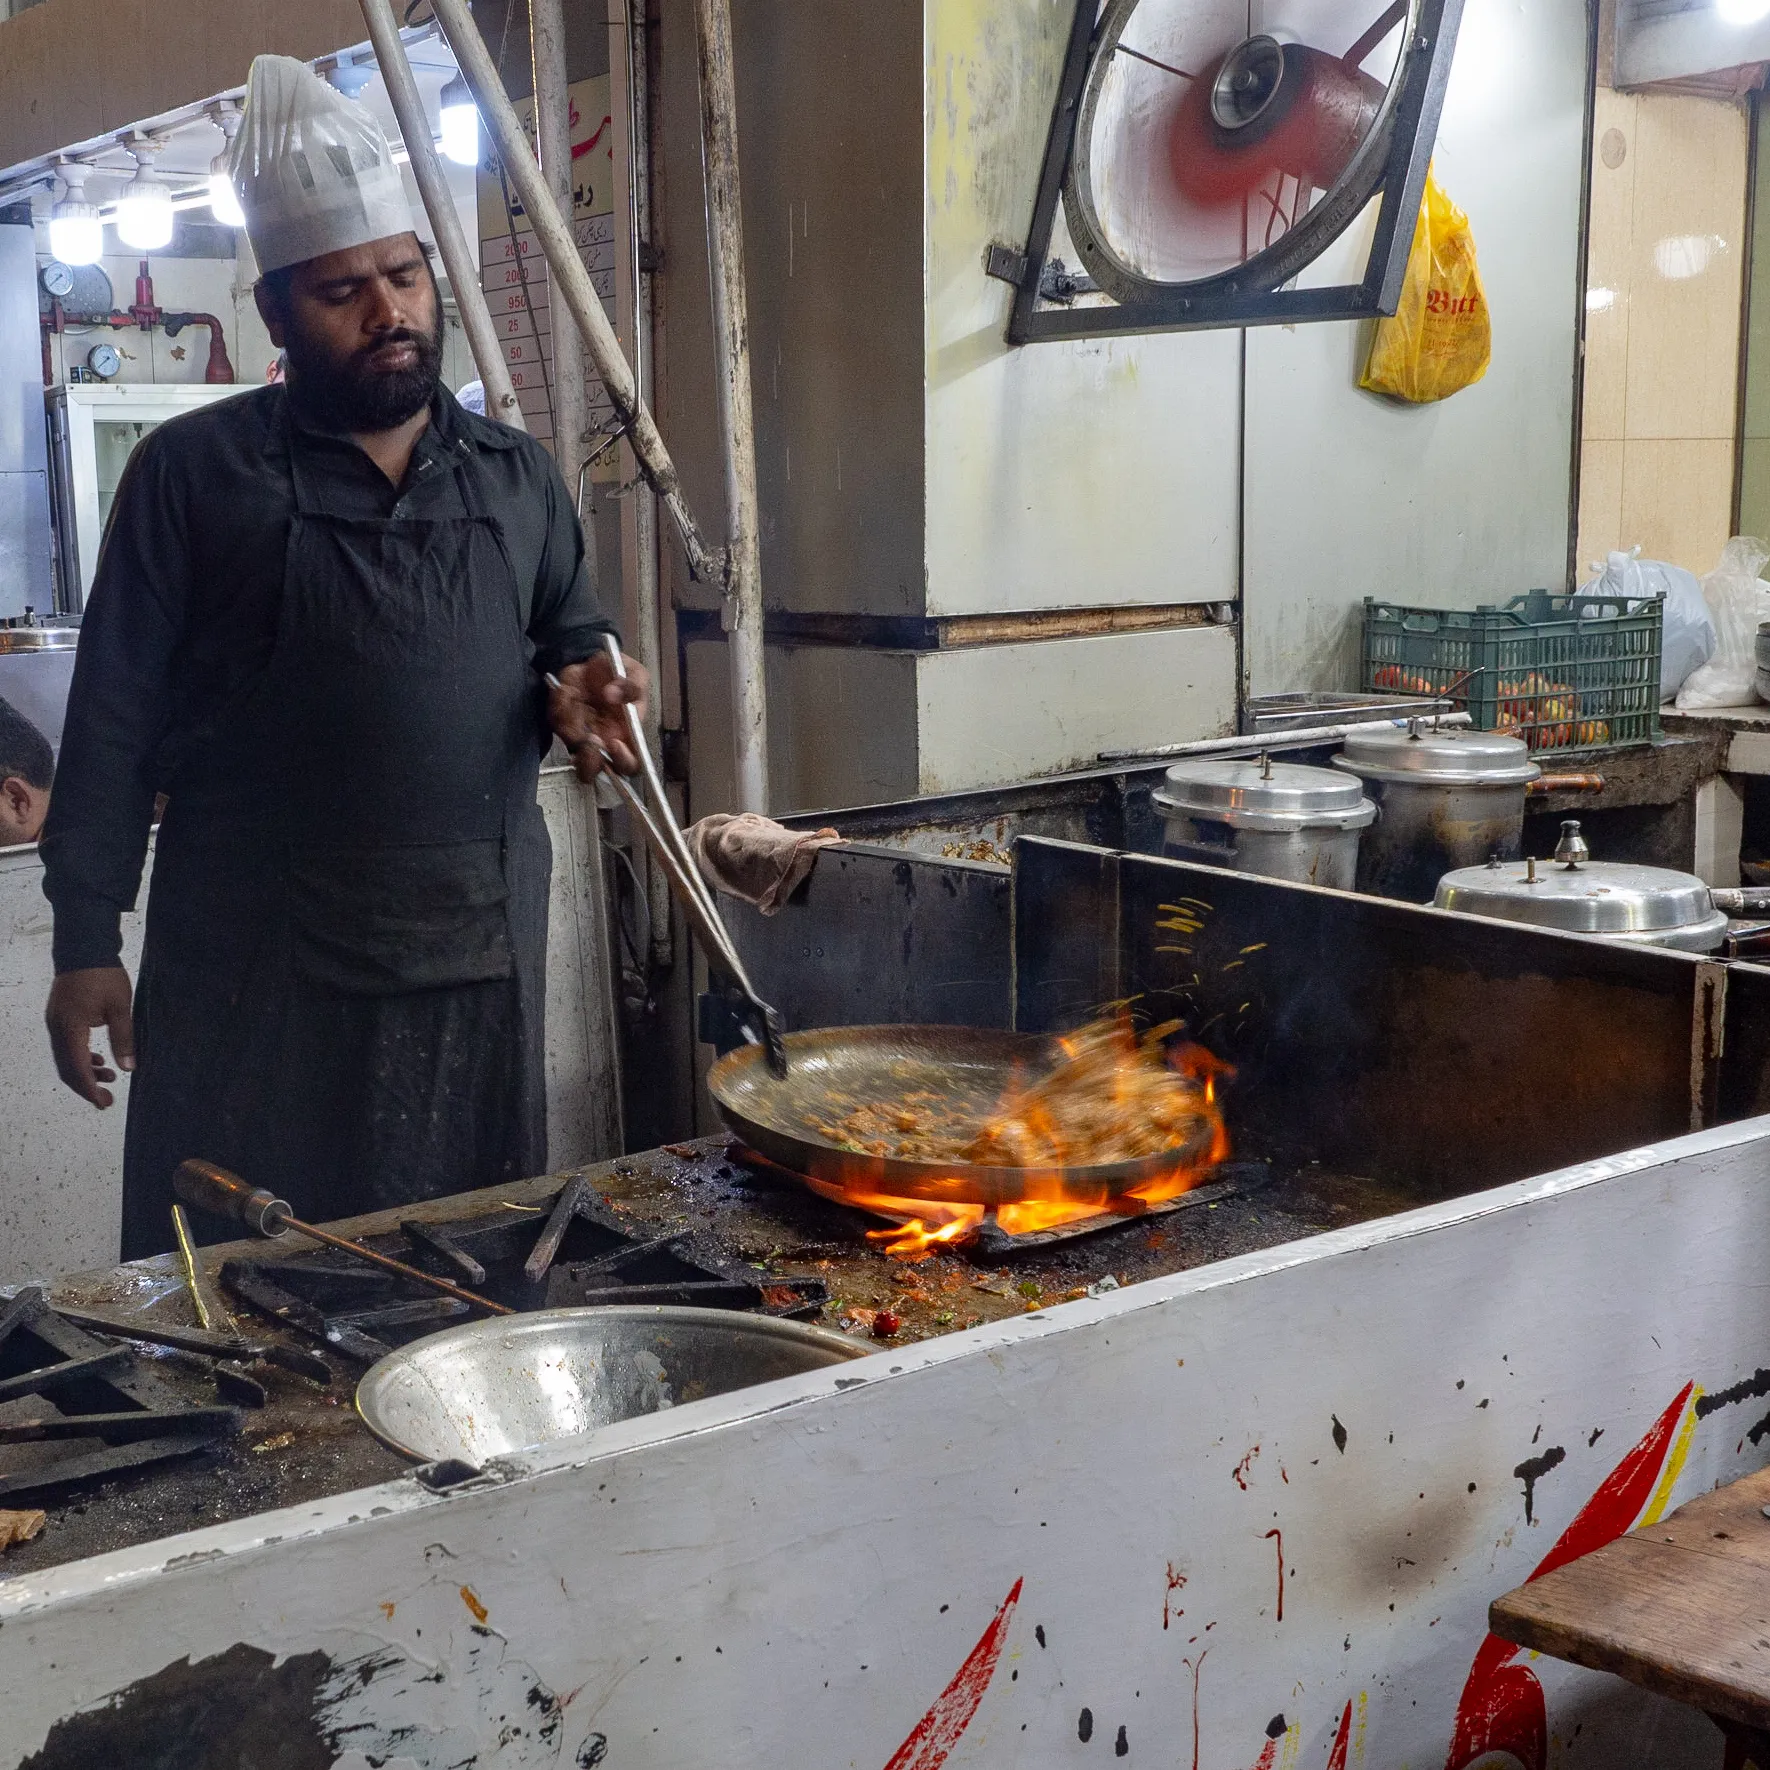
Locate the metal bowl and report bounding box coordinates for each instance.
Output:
[356,1305,867,1464]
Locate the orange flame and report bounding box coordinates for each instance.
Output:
[806,1014,1232,1259]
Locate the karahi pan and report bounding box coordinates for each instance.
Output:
[707,1024,1221,1209]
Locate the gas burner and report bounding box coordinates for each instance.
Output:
[219,1180,830,1360]
[0,1287,241,1500]
[870,1162,1274,1262]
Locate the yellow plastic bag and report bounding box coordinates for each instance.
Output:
[1359,170,1490,403]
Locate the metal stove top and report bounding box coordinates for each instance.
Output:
[1,1136,1405,1581]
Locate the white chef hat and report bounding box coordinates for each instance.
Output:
[230,54,415,275]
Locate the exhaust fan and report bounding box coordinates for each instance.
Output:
[992,0,1464,340]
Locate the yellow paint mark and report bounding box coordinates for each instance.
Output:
[459,1585,488,1624]
[1222,959,1244,972]
[1278,1717,1303,1770]
[1155,944,1194,955]
[1240,943,1268,954]
[1354,1690,1368,1762]
[379,1601,396,1621]
[1641,1385,1704,1527]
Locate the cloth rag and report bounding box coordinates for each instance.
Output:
[685,813,841,915]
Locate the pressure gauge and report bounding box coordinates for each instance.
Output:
[86,342,121,380]
[40,260,75,299]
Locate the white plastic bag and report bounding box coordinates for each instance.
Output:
[1580,547,1713,702]
[1674,536,1770,710]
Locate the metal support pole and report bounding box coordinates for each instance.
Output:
[428,0,723,588]
[357,0,526,432]
[530,0,587,481]
[692,0,768,813]
[612,0,672,963]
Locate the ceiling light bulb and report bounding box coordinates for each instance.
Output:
[439,72,480,167]
[117,147,173,252]
[208,161,244,228]
[208,101,244,228]
[1718,0,1770,24]
[48,163,102,266]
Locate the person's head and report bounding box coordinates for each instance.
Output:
[232,54,435,432]
[0,698,52,846]
[254,235,443,433]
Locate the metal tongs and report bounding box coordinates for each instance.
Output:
[550,636,788,1078]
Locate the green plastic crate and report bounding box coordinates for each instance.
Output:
[1361,590,1663,755]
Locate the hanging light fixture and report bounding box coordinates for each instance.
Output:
[47,160,103,267]
[116,137,173,252]
[208,102,244,228]
[329,50,375,99]
[438,70,480,167]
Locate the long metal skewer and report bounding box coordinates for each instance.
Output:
[547,645,788,1076]
[174,1162,514,1316]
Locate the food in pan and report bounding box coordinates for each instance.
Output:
[811,1013,1220,1167]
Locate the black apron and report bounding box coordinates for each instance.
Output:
[121,410,550,1259]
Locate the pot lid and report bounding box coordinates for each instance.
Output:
[1435,855,1718,937]
[1154,758,1375,830]
[1332,720,1540,786]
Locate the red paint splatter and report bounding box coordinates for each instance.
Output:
[1444,1383,1694,1770]
[1243,1741,1278,1770]
[1164,1562,1188,1630]
[1233,1444,1261,1489]
[1263,1529,1284,1621]
[882,1578,1022,1770]
[1326,1700,1354,1770]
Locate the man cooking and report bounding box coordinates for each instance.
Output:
[41,55,644,1260]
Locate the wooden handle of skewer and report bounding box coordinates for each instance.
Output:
[174,1160,291,1239]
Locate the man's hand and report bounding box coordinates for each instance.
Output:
[46,966,136,1109]
[548,651,651,783]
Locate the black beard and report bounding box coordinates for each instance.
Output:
[283,316,443,433]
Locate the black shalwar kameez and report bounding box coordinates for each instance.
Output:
[41,384,613,1258]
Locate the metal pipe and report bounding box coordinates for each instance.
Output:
[1097,711,1473,765]
[692,0,768,813]
[530,0,587,482]
[356,0,527,431]
[427,0,722,584]
[616,0,672,965]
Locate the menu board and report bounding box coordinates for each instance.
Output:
[476,75,618,467]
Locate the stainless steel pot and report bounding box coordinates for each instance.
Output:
[1755,621,1770,703]
[1333,722,1542,901]
[1152,755,1375,889]
[356,1305,866,1464]
[1434,820,1732,952]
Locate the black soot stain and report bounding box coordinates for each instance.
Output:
[1696,1370,1770,1419]
[1267,1714,1288,1739]
[1115,1723,1129,1756]
[1035,1624,1047,1648]
[1331,1415,1348,1454]
[1513,1446,1567,1525]
[19,1642,339,1769]
[1079,1707,1094,1743]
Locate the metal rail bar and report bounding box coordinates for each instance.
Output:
[531,0,587,478]
[357,0,527,431]
[427,0,725,587]
[692,0,768,811]
[1097,711,1473,765]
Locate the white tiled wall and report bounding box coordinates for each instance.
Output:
[1577,79,1750,577]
